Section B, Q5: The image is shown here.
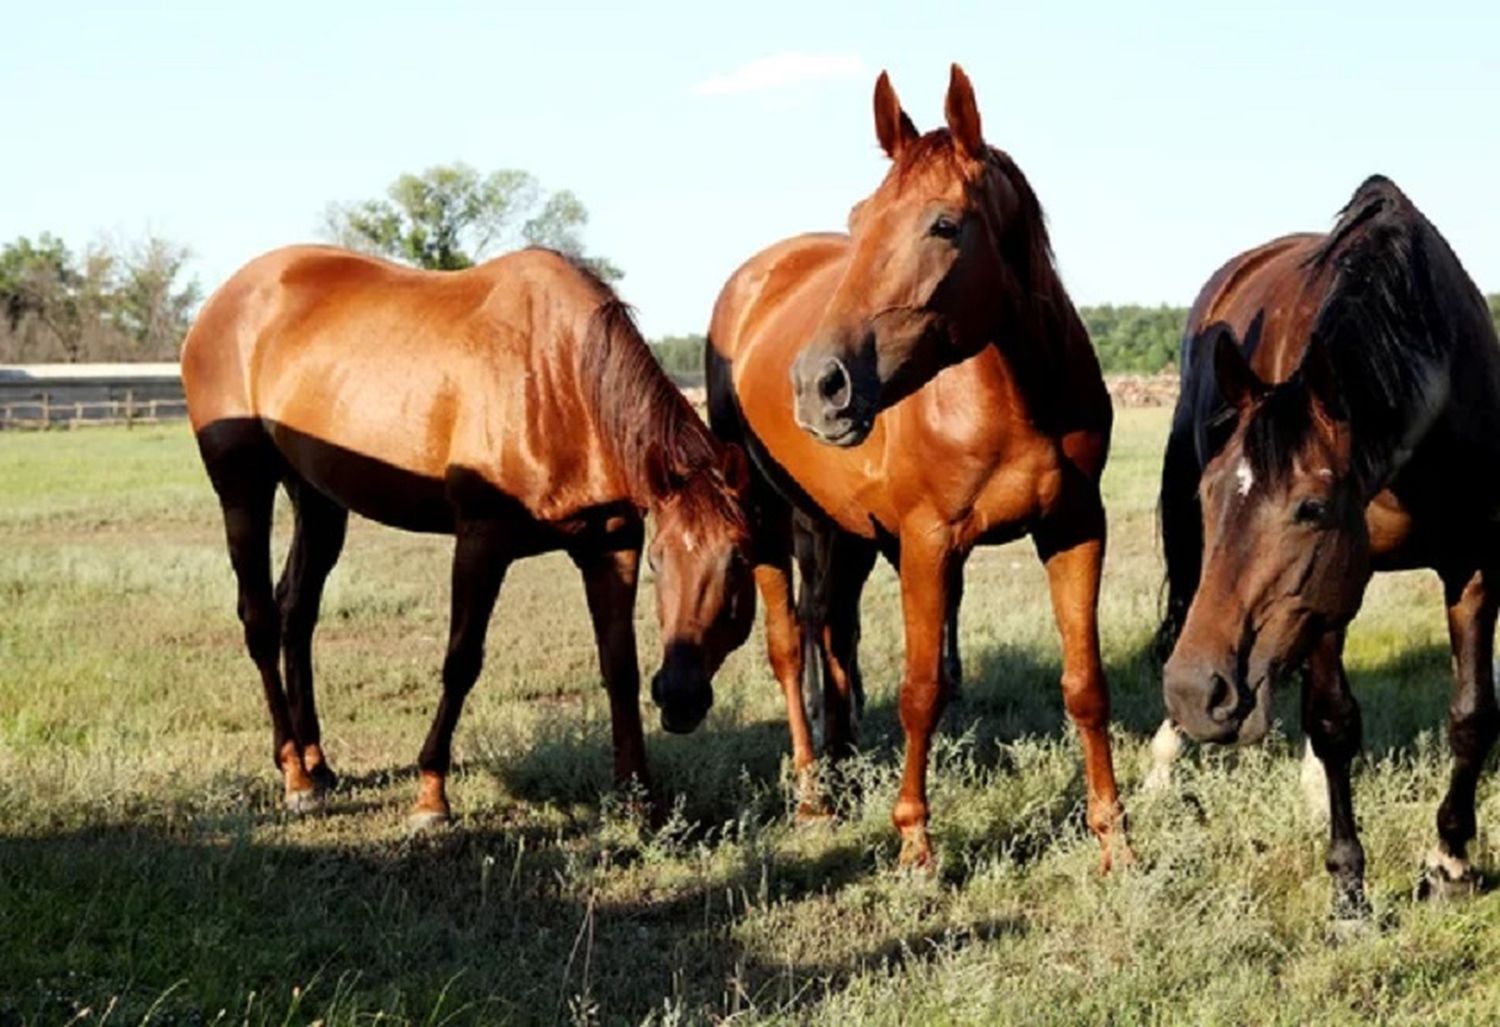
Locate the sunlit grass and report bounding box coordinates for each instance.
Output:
[1,411,1494,1025]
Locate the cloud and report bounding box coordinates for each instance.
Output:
[690,51,868,97]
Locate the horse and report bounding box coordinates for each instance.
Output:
[1155,175,1500,916]
[707,65,1128,870]
[182,245,755,827]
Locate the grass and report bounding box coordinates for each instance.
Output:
[2,409,1499,1025]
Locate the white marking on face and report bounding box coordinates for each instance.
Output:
[682,531,697,554]
[1235,459,1255,497]
[1316,468,1333,479]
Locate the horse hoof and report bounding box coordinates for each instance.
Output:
[309,763,339,796]
[896,830,936,874]
[284,788,324,815]
[794,802,836,828]
[1417,854,1481,903]
[1325,912,1375,945]
[406,808,451,834]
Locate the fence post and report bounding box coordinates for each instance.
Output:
[125,389,135,429]
[148,398,158,421]
[41,392,51,428]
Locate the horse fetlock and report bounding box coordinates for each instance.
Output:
[1417,847,1481,902]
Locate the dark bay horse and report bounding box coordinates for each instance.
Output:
[1157,175,1500,914]
[183,246,754,826]
[708,65,1127,870]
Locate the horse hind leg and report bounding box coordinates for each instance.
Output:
[197,419,317,810]
[1421,564,1500,900]
[276,476,349,796]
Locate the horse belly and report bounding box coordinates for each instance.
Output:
[268,419,455,533]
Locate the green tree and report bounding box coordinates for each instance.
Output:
[0,233,200,362]
[323,162,620,279]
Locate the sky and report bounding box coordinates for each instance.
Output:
[3,1,1496,338]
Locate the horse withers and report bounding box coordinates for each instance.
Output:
[709,65,1127,870]
[183,246,755,826]
[1157,176,1500,915]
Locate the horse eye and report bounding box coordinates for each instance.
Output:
[929,215,961,240]
[1294,498,1328,525]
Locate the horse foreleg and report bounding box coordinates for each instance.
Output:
[1303,631,1368,919]
[411,521,509,830]
[572,540,651,802]
[891,521,954,869]
[1036,494,1128,871]
[1424,565,1500,897]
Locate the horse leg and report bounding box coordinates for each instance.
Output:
[891,519,954,869]
[198,424,315,809]
[1423,564,1500,897]
[815,528,877,761]
[943,557,965,700]
[753,505,821,819]
[570,538,651,801]
[1302,631,1368,919]
[1034,489,1128,871]
[276,477,348,796]
[410,521,509,829]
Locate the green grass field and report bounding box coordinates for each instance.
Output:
[4,409,1500,1025]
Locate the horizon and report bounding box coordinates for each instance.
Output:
[4,1,1496,338]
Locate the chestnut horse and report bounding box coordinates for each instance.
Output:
[183,246,754,826]
[707,66,1127,869]
[1156,176,1500,915]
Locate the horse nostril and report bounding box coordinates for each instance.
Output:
[1207,673,1237,723]
[816,358,852,411]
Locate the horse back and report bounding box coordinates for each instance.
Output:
[182,246,621,531]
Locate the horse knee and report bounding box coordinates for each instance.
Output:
[1449,704,1500,762]
[898,676,947,733]
[1060,670,1109,730]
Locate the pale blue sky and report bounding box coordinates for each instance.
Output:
[4,1,1496,337]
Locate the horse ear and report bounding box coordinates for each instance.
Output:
[1211,324,1265,412]
[1301,335,1348,423]
[874,71,918,160]
[944,63,984,158]
[720,443,751,497]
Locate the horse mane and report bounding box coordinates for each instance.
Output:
[568,263,744,527]
[1239,176,1460,494]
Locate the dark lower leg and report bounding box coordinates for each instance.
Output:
[413,523,508,821]
[1432,566,1500,881]
[819,535,875,760]
[277,482,347,789]
[1303,632,1367,916]
[573,541,649,793]
[943,559,964,698]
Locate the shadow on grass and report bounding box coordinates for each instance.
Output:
[2,639,1459,1023]
[0,813,1022,1025]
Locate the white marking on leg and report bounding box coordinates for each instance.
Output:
[1300,739,1330,818]
[1143,719,1182,792]
[1235,459,1255,497]
[1425,847,1471,882]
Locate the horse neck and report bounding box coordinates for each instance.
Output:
[577,300,725,512]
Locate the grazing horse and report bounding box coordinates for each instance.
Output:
[707,65,1127,870]
[1157,175,1500,915]
[182,246,754,826]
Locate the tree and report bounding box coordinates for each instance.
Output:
[322,162,621,280]
[0,233,201,362]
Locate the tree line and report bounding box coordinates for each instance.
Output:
[4,163,1499,371]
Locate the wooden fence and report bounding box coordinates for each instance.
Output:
[0,363,186,430]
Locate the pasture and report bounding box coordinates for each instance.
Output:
[3,409,1500,1025]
